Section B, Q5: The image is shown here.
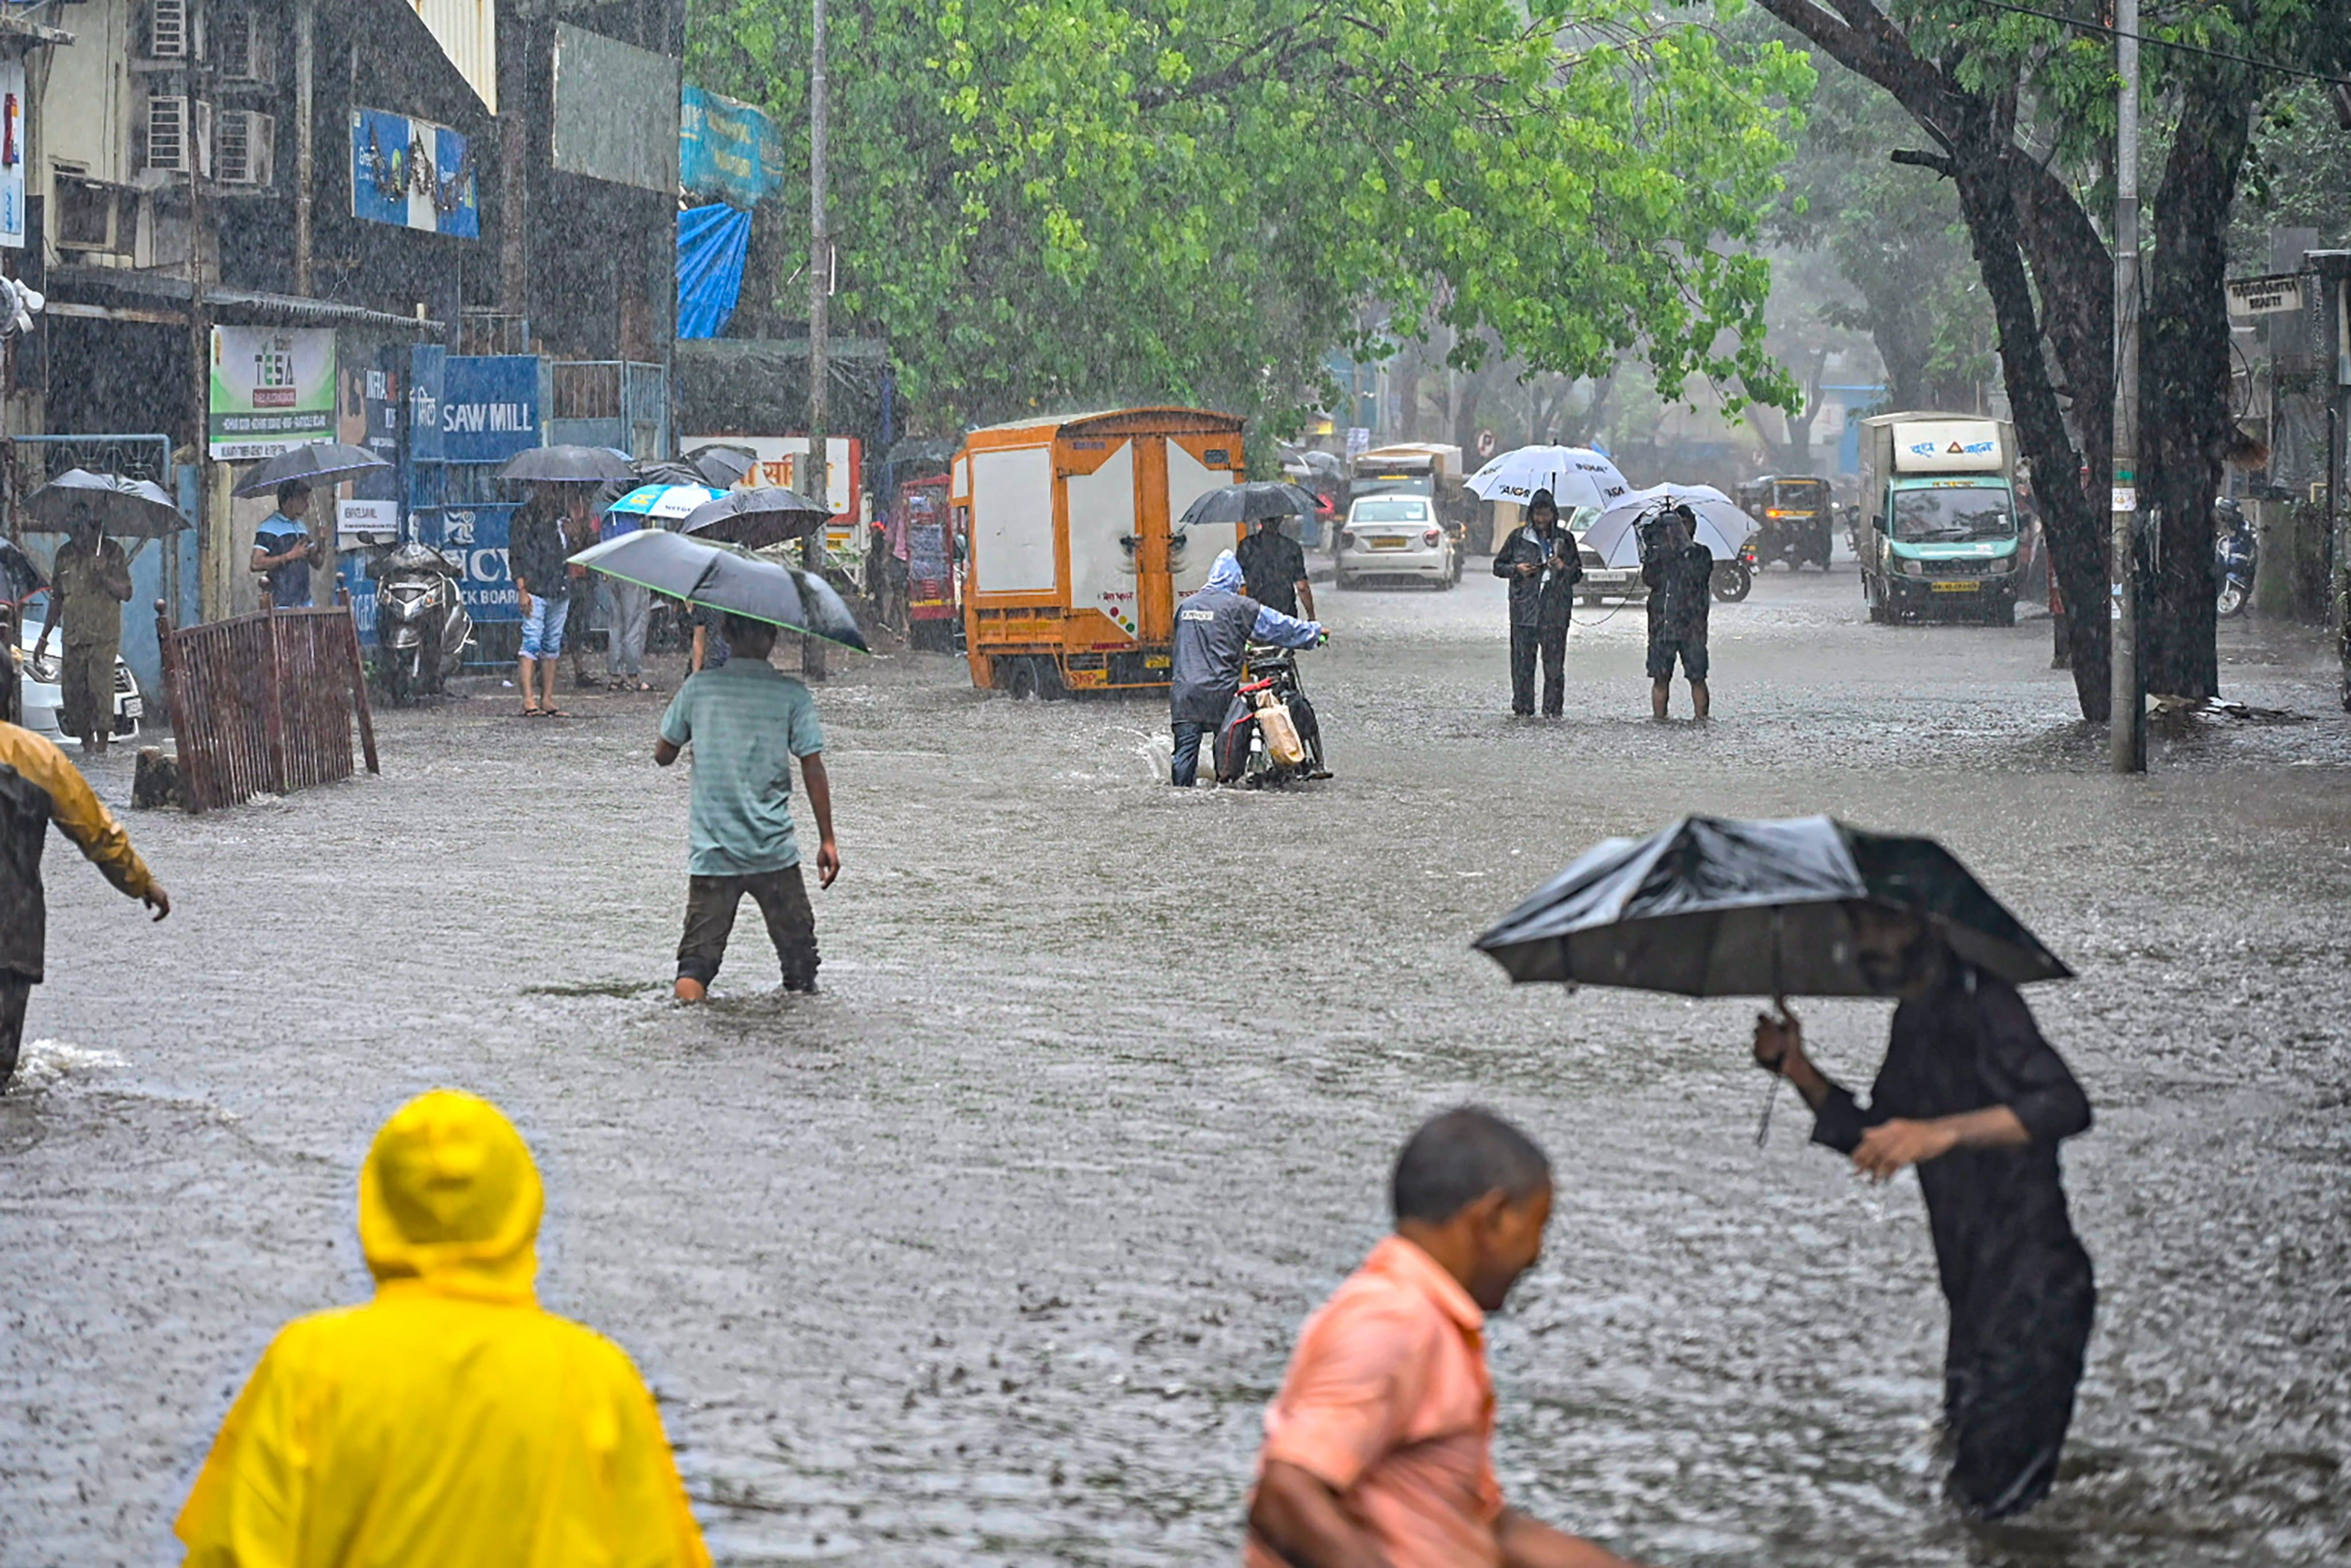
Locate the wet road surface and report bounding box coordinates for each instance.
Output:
[3,566,2348,1566]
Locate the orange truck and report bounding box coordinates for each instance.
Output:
[955,407,1246,696]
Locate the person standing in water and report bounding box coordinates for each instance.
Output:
[1753,903,2096,1519]
[1491,489,1579,719]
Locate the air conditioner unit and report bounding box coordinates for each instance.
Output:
[214,8,274,83]
[145,95,212,177]
[215,109,273,186]
[145,0,189,60]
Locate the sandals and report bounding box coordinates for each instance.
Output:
[541,705,569,718]
[521,705,546,719]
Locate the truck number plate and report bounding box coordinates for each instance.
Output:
[1143,654,1170,669]
[1930,580,1980,593]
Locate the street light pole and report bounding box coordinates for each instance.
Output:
[2109,0,2144,771]
[800,0,830,680]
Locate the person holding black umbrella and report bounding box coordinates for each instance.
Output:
[1490,488,1578,717]
[33,504,132,755]
[251,481,326,610]
[1236,515,1314,620]
[1752,902,2096,1521]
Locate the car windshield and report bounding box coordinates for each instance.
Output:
[1892,486,2014,543]
[1568,506,1600,534]
[1352,499,1429,523]
[1772,481,1826,513]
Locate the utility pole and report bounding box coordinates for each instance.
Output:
[293,0,315,295]
[187,49,214,619]
[2109,0,2144,772]
[800,0,829,680]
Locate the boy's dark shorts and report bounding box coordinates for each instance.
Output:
[677,864,819,990]
[1647,634,1708,682]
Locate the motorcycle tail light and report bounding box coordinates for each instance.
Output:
[1422,529,1441,547]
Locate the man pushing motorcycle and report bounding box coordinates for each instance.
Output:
[1169,550,1326,787]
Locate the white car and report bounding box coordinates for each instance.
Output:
[1570,506,1648,605]
[1334,495,1459,589]
[17,614,144,747]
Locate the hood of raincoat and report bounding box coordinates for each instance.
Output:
[1205,549,1246,594]
[359,1089,541,1302]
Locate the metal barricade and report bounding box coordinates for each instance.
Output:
[156,588,379,812]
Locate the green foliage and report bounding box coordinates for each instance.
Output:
[2231,81,2351,260]
[688,0,1812,433]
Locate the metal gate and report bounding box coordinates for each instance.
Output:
[156,591,379,811]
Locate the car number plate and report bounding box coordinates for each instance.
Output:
[1930,580,1980,593]
[1368,538,1407,550]
[122,696,143,717]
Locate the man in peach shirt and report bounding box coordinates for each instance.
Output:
[1247,1107,1644,1568]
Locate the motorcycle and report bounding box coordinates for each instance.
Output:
[362,535,474,701]
[1712,539,1758,603]
[2214,497,2257,620]
[1214,641,1328,787]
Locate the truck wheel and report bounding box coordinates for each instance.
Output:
[1989,595,2017,628]
[1004,659,1038,699]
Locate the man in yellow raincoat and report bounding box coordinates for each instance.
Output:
[176,1090,710,1567]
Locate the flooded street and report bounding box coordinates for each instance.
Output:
[4,566,2349,1567]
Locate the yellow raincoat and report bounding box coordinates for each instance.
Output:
[176,1090,710,1568]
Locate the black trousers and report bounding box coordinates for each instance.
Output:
[1942,1236,2097,1519]
[1510,620,1568,716]
[0,972,31,1085]
[677,866,819,990]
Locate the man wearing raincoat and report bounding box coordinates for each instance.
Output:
[176,1090,711,1568]
[1169,549,1324,786]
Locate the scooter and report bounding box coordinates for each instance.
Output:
[2214,497,2257,619]
[1712,539,1758,603]
[1215,641,1328,787]
[363,534,474,701]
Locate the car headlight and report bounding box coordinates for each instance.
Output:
[1898,558,1924,578]
[1985,552,2015,573]
[27,651,59,682]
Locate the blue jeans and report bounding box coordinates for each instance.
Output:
[519,593,570,658]
[1170,720,1211,786]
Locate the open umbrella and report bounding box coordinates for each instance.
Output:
[1464,445,1632,510]
[597,482,727,525]
[498,445,639,485]
[24,468,188,537]
[569,527,868,653]
[682,444,759,488]
[232,442,391,497]
[1475,814,2071,996]
[1177,482,1323,530]
[678,486,831,550]
[1581,483,1758,568]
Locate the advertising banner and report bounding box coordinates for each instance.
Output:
[680,85,782,208]
[351,107,480,238]
[210,327,337,458]
[0,60,25,249]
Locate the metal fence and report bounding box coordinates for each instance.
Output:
[548,359,669,457]
[156,590,380,812]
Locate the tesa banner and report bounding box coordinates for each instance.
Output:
[210,326,337,459]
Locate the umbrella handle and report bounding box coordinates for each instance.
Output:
[1755,1073,1782,1148]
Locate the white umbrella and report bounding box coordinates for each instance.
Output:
[1583,484,1759,568]
[1464,445,1632,510]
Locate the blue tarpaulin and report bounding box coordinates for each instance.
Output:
[677,203,751,340]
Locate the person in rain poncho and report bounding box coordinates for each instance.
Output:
[1169,549,1324,787]
[1752,904,2096,1520]
[176,1089,711,1568]
[1489,488,1580,718]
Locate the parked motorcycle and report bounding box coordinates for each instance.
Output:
[1214,641,1328,787]
[1712,539,1758,603]
[362,535,474,701]
[2214,496,2257,619]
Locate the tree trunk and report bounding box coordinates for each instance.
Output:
[1946,118,2112,716]
[2136,71,2251,700]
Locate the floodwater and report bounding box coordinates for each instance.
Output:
[3,568,2348,1566]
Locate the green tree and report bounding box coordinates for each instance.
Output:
[1754,0,2351,718]
[688,0,1813,437]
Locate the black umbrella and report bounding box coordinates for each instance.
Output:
[677,486,831,550]
[1475,815,2071,997]
[0,538,48,603]
[1177,482,1324,530]
[682,444,759,488]
[498,445,638,484]
[23,468,188,537]
[569,527,867,653]
[232,442,391,497]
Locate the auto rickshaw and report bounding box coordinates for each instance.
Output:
[1735,475,1834,569]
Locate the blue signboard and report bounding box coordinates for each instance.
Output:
[680,85,781,208]
[351,107,479,238]
[406,347,540,624]
[418,504,521,624]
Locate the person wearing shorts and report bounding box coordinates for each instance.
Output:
[510,491,573,717]
[654,614,840,999]
[1641,506,1714,721]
